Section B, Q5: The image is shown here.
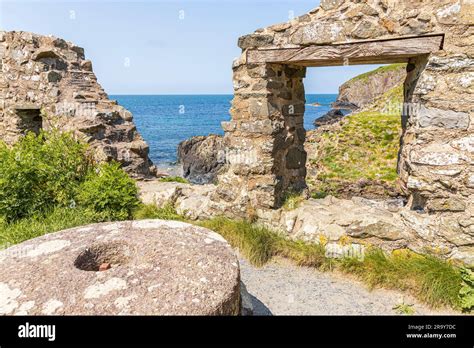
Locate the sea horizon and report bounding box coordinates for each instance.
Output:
[110,93,339,96]
[111,94,338,167]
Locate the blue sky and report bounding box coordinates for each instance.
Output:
[0,0,383,94]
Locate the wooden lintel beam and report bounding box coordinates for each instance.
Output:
[247,35,444,66]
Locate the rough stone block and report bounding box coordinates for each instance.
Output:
[467,174,474,188]
[319,0,345,11]
[290,22,344,45]
[47,71,62,83]
[451,135,474,153]
[427,197,467,212]
[411,151,467,166]
[416,106,470,129]
[238,34,274,49]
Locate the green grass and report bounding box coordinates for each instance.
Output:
[308,82,404,198]
[159,176,189,184]
[339,248,463,309]
[0,207,96,246]
[132,203,184,221]
[198,217,328,268]
[393,303,415,315]
[281,191,306,210]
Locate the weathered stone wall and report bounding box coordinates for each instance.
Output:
[217,63,308,213]
[213,0,474,260]
[0,31,156,178]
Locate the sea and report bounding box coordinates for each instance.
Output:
[111,94,338,169]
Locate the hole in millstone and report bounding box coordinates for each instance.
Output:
[74,241,133,272]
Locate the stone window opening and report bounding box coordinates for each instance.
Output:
[218,34,443,214]
[16,107,43,136]
[301,64,410,207]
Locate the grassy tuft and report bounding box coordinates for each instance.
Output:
[199,218,277,266]
[339,248,463,309]
[198,217,328,268]
[393,303,416,315]
[281,191,306,210]
[159,176,189,184]
[273,238,329,268]
[132,203,184,221]
[0,207,96,246]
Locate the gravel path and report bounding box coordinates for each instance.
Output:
[239,257,456,316]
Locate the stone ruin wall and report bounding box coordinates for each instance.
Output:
[0,31,156,178]
[212,0,474,261]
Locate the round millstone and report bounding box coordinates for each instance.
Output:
[0,220,241,315]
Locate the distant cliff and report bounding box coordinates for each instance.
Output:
[332,64,407,110]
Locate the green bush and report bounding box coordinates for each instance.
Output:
[459,268,474,312]
[0,130,140,226]
[77,162,140,221]
[0,130,90,222]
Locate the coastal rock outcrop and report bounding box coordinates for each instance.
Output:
[313,109,345,127]
[332,64,407,110]
[0,31,156,178]
[177,134,224,184]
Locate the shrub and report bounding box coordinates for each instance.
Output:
[77,162,140,221]
[459,268,474,312]
[0,130,90,222]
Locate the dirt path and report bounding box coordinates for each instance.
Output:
[239,257,457,316]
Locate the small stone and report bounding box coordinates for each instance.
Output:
[81,60,93,71]
[380,18,396,33]
[99,263,111,271]
[427,198,467,212]
[238,34,273,49]
[352,19,382,39]
[47,71,62,83]
[320,0,344,11]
